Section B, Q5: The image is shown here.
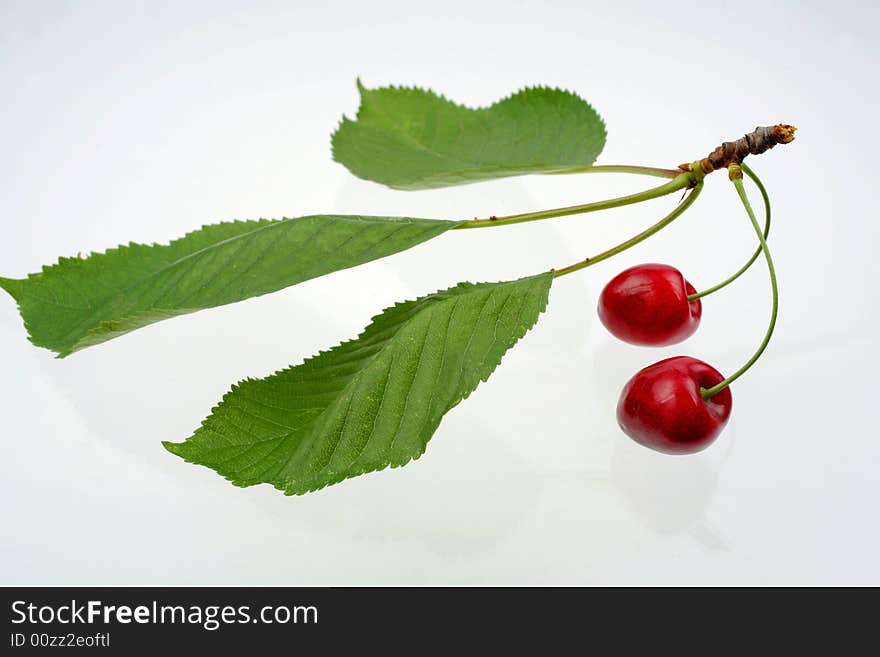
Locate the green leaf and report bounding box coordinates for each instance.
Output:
[164,271,554,495]
[332,81,607,190]
[0,215,460,357]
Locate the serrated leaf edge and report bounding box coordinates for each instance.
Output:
[163,272,553,496]
[331,81,608,180]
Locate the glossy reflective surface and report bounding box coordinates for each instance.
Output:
[1,1,878,586]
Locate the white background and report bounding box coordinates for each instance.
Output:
[1,0,878,585]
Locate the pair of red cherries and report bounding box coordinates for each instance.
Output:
[598,264,732,455]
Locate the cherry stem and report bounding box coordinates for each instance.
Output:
[455,171,693,230]
[552,181,704,278]
[541,164,682,179]
[688,162,771,301]
[701,166,778,400]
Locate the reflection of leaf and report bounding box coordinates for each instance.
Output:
[0,215,459,357]
[165,272,554,495]
[332,81,606,189]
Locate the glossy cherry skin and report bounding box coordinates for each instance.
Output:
[598,263,702,346]
[617,356,732,455]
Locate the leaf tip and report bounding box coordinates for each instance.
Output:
[162,440,184,456]
[0,276,20,302]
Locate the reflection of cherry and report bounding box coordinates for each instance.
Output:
[617,356,732,455]
[598,264,701,346]
[610,441,720,534]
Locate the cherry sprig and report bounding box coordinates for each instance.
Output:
[451,125,794,455]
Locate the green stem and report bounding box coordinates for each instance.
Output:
[552,181,703,278]
[701,170,778,400]
[455,171,693,230]
[688,162,771,301]
[542,164,682,179]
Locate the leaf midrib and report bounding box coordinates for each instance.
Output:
[279,298,442,482]
[54,217,304,349]
[55,215,451,351]
[354,89,596,174]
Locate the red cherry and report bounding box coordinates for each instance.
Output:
[598,263,702,346]
[617,356,732,455]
